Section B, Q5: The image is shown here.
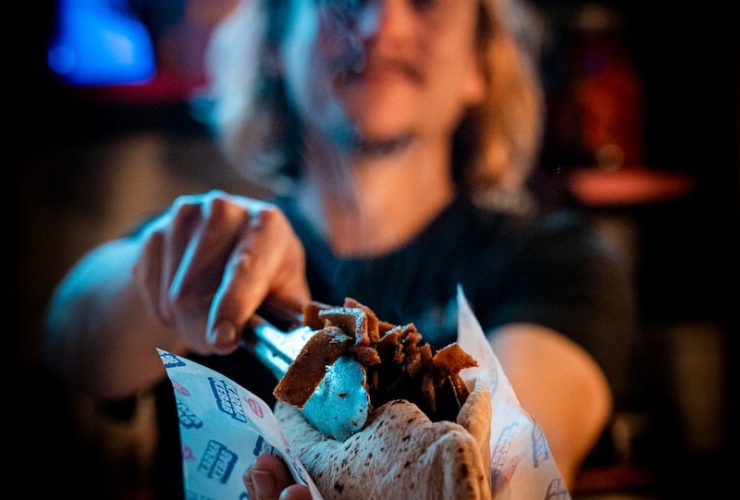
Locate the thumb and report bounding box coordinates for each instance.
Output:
[279,484,312,500]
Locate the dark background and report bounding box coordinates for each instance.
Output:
[12,1,738,498]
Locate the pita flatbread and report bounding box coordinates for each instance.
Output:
[276,378,492,499]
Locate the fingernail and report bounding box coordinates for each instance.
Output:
[251,469,276,497]
[209,321,236,346]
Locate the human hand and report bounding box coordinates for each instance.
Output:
[243,454,312,500]
[132,190,309,355]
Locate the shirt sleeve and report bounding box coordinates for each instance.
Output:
[485,211,637,405]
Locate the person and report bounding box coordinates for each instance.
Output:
[44,0,635,498]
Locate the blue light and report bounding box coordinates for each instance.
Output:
[47,0,156,86]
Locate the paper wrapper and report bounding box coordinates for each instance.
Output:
[159,288,569,499]
[155,348,323,499]
[455,287,570,499]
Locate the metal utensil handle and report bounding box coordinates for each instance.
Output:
[242,315,289,378]
[242,301,308,380]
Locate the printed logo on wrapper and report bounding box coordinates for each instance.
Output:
[545,478,569,499]
[245,397,264,418]
[253,435,277,457]
[177,400,203,429]
[182,445,196,461]
[492,422,520,488]
[172,380,191,397]
[198,440,238,484]
[209,377,248,423]
[159,350,187,368]
[531,422,551,467]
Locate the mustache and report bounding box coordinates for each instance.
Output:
[364,56,425,84]
[331,51,424,85]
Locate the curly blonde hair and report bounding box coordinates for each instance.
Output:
[207,0,543,194]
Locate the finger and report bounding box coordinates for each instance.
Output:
[165,194,257,354]
[245,454,295,500]
[222,200,310,312]
[159,200,202,323]
[132,229,168,326]
[243,468,257,499]
[206,208,299,353]
[256,454,295,491]
[279,484,312,500]
[168,195,248,305]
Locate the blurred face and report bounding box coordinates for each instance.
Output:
[279,0,486,152]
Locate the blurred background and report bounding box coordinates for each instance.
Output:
[12,0,737,498]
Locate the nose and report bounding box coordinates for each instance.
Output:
[355,0,414,47]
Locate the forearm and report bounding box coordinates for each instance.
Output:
[489,323,612,488]
[44,238,188,399]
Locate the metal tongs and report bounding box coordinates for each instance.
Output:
[242,302,371,441]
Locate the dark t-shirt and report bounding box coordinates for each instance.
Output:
[150,194,635,497]
[278,195,635,401]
